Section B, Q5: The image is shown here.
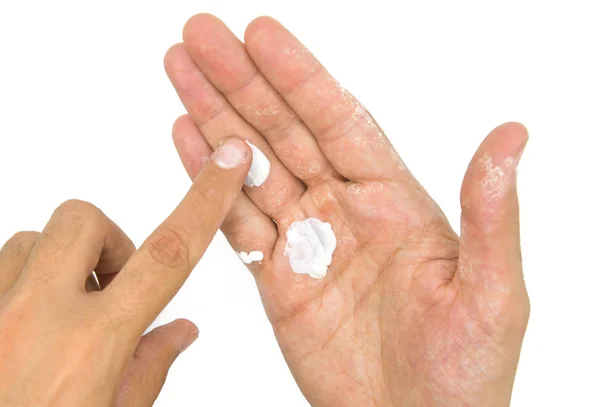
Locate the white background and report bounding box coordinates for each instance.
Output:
[0,1,598,406]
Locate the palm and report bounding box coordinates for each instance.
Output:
[265,177,453,404]
[168,15,529,406]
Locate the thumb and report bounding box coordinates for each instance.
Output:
[113,319,199,407]
[457,122,529,319]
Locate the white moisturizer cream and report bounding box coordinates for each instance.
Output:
[237,251,264,264]
[245,142,270,187]
[284,218,337,279]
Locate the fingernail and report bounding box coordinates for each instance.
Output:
[179,327,199,353]
[214,138,248,169]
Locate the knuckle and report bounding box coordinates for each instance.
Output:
[53,199,108,231]
[506,288,530,327]
[63,326,107,367]
[193,183,223,204]
[189,184,231,224]
[0,295,40,346]
[2,231,40,251]
[56,199,97,216]
[146,227,191,270]
[0,305,26,343]
[8,231,40,243]
[88,303,129,333]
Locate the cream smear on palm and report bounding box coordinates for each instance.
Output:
[284,218,337,279]
[245,142,270,187]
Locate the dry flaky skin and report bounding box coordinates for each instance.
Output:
[169,14,530,407]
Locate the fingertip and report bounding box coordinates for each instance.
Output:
[171,116,212,180]
[244,16,279,46]
[172,114,204,148]
[485,122,529,159]
[163,43,186,70]
[213,137,252,170]
[171,114,192,140]
[147,318,199,355]
[183,13,225,45]
[494,121,528,135]
[167,317,198,334]
[463,121,529,191]
[168,318,199,351]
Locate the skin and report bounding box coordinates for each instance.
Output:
[0,138,253,406]
[167,15,530,406]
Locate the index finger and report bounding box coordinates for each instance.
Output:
[103,138,252,334]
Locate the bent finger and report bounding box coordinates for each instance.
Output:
[21,200,135,291]
[0,231,39,298]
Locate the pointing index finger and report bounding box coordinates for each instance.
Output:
[104,138,252,333]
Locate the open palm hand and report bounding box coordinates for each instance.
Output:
[167,15,529,407]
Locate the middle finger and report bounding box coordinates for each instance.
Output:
[165,44,305,222]
[180,14,341,186]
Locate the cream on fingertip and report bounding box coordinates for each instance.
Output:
[214,139,248,169]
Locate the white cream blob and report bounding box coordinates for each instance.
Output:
[237,251,264,264]
[245,142,271,187]
[284,218,337,279]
